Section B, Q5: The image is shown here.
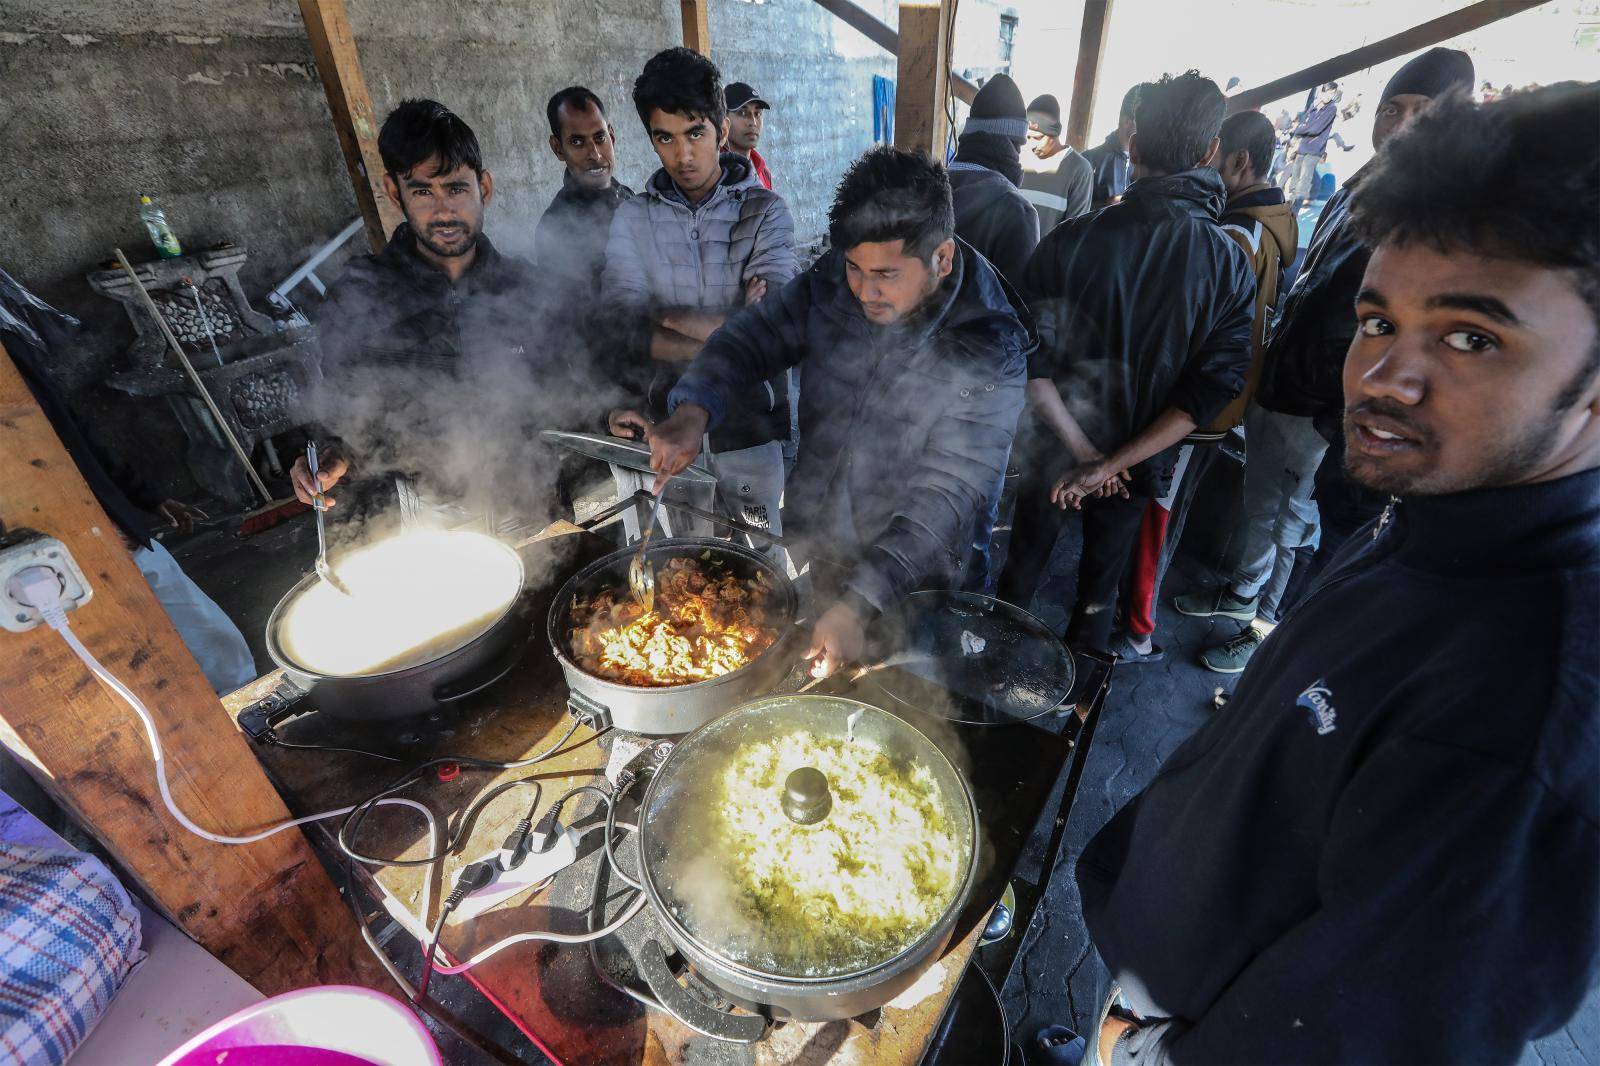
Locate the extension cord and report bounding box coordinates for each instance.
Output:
[452,822,592,921]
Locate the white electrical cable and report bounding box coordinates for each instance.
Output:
[23,578,440,868]
[425,819,645,976]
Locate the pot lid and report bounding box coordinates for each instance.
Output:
[640,695,976,981]
[539,431,717,485]
[865,591,1074,725]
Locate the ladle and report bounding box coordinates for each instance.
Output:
[305,442,352,597]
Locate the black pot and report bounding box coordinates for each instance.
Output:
[546,537,800,735]
[265,533,530,722]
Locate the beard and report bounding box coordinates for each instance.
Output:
[1343,402,1564,496]
[410,215,481,259]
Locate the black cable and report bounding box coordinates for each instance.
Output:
[270,737,403,762]
[338,717,584,868]
[604,781,642,892]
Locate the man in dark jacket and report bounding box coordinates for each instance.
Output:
[535,88,633,324]
[948,73,1040,284]
[1178,47,1475,674]
[997,72,1254,657]
[1284,82,1343,211]
[292,99,581,528]
[1075,84,1599,1066]
[645,146,1029,675]
[1081,83,1143,209]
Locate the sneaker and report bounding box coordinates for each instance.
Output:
[1200,626,1265,674]
[1173,586,1259,621]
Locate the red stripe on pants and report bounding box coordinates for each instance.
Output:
[1126,499,1172,638]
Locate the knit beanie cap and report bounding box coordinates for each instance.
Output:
[967,73,1029,141]
[1026,93,1063,137]
[1381,47,1475,105]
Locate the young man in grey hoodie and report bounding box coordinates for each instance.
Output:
[604,47,798,538]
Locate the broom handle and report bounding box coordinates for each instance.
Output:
[114,248,273,505]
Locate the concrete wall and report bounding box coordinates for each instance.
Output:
[1,0,895,499]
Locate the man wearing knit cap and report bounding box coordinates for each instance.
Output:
[1021,92,1094,232]
[1179,46,1475,675]
[948,73,1041,284]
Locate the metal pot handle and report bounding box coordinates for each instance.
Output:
[637,939,768,1043]
[434,637,526,703]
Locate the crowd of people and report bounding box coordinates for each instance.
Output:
[277,41,1598,1064]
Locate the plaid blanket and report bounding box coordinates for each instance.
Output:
[0,843,142,1065]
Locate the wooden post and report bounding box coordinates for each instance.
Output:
[1228,0,1549,113]
[681,0,711,55]
[0,339,386,995]
[1065,0,1114,151]
[298,0,404,254]
[893,0,954,158]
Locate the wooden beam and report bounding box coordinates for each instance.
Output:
[1065,0,1114,151]
[0,339,386,995]
[893,0,954,158]
[681,0,711,55]
[299,0,404,254]
[811,0,976,103]
[1228,0,1550,113]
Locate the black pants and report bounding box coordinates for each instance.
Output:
[997,470,1147,654]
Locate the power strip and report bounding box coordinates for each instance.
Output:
[452,821,605,922]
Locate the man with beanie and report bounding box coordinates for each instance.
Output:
[949,73,1041,283]
[1021,93,1093,232]
[1178,47,1475,675]
[1082,83,1144,208]
[997,71,1254,661]
[1068,83,1598,1066]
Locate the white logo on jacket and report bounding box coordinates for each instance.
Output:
[1296,679,1339,736]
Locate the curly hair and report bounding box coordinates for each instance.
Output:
[827,146,954,259]
[1133,71,1225,174]
[632,47,725,131]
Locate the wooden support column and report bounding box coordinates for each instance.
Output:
[0,339,385,995]
[893,0,954,158]
[1065,0,1114,151]
[811,0,976,103]
[681,0,711,55]
[1228,0,1550,113]
[299,0,404,254]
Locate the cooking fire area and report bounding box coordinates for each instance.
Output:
[194,446,1113,1064]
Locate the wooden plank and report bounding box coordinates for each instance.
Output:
[0,339,386,995]
[298,0,404,253]
[681,0,711,55]
[810,0,977,103]
[1228,0,1550,113]
[1065,0,1114,151]
[893,1,954,158]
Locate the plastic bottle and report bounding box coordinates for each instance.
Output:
[139,195,183,259]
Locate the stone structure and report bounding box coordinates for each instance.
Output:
[1,0,899,499]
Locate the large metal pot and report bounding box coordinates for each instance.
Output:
[636,695,980,1028]
[546,537,800,735]
[266,530,529,722]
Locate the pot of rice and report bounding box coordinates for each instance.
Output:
[635,694,979,1024]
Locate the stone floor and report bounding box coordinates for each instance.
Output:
[163,499,1598,1065]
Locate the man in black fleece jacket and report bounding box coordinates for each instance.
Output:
[997,71,1254,656]
[1074,83,1599,1065]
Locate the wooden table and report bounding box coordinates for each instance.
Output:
[224,643,1105,1065]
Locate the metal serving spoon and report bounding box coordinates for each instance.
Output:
[627,480,670,615]
[305,442,352,597]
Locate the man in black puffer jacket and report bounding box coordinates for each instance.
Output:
[645,146,1031,677]
[998,71,1254,657]
[292,99,602,527]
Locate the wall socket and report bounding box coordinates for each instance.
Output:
[0,533,93,633]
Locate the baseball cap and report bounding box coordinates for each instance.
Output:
[725,82,770,111]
